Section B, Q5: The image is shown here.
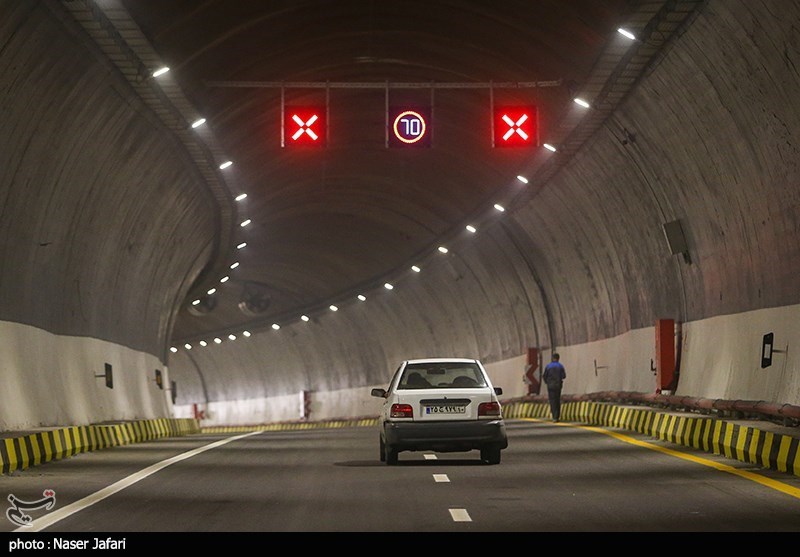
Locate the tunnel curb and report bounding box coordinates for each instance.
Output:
[0,418,199,476]
[503,400,800,478]
[3,408,798,479]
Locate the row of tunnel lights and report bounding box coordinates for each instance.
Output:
[163,27,639,354]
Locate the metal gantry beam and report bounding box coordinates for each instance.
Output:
[204,80,562,89]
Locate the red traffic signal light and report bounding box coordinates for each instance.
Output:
[284,106,326,146]
[494,105,538,147]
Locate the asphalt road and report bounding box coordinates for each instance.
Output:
[1,419,799,540]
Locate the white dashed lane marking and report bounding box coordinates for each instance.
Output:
[449,508,472,522]
[423,453,437,460]
[433,474,450,483]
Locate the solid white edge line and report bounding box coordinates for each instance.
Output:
[15,431,263,532]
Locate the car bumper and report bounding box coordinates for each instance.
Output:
[384,419,508,453]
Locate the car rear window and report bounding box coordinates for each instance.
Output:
[399,363,487,389]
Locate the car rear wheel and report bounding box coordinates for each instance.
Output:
[384,444,399,465]
[480,447,501,465]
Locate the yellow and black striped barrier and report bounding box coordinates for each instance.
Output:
[200,417,379,434]
[503,400,800,477]
[3,407,798,478]
[0,418,199,476]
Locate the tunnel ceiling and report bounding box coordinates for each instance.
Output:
[109,0,643,343]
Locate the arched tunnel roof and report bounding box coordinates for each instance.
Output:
[106,0,651,343]
[8,0,797,421]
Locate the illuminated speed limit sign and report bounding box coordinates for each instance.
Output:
[389,107,431,147]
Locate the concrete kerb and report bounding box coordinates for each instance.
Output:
[502,399,800,478]
[0,418,200,475]
[2,408,798,479]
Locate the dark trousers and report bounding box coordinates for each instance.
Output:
[546,384,562,420]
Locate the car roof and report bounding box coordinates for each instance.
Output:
[403,358,480,365]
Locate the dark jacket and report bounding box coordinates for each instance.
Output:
[543,361,566,388]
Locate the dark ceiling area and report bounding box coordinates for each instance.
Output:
[118,0,637,343]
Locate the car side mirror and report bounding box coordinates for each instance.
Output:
[494,387,503,396]
[371,388,387,398]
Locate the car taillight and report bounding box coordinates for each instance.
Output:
[390,403,414,418]
[478,401,501,417]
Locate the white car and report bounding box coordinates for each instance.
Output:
[370,358,508,465]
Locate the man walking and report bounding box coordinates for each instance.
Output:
[542,353,566,422]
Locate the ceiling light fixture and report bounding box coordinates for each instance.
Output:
[357,295,366,301]
[466,225,477,233]
[219,161,233,170]
[384,283,394,290]
[617,27,636,40]
[191,118,206,128]
[152,67,169,77]
[573,98,590,108]
[494,204,505,212]
[235,193,247,201]
[411,265,421,272]
[517,175,529,184]
[544,143,557,152]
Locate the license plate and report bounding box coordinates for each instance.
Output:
[425,405,466,414]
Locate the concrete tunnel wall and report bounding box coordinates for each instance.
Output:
[0,0,798,429]
[0,2,218,429]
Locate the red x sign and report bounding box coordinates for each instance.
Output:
[284,106,326,146]
[493,105,538,147]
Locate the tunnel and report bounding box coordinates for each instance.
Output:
[0,0,798,440]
